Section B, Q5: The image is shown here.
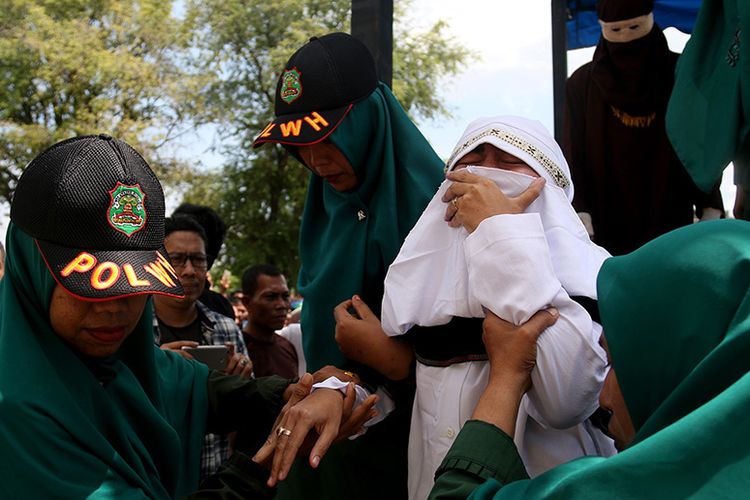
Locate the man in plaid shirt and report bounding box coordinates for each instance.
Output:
[152,214,253,480]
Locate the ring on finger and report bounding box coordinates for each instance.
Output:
[343,370,355,379]
[276,426,292,437]
[240,358,248,367]
[451,197,459,208]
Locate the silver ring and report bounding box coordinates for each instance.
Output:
[277,426,292,437]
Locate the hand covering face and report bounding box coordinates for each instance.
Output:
[382,116,610,336]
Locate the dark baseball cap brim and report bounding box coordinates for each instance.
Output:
[252,104,353,148]
[35,239,185,301]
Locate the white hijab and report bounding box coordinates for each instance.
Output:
[381,116,611,336]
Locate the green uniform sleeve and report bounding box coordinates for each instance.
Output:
[190,375,294,498]
[205,371,291,435]
[429,420,529,500]
[188,452,275,500]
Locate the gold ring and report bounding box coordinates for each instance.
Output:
[451,197,459,208]
[276,426,292,437]
[343,370,355,378]
[240,359,248,366]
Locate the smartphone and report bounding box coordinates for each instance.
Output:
[182,345,228,371]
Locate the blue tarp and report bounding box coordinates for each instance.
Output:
[566,0,703,50]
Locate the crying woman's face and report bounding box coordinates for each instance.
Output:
[453,144,540,178]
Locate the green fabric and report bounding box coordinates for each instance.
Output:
[431,219,750,499]
[188,453,275,500]
[597,219,750,444]
[0,224,210,499]
[430,420,528,500]
[297,82,444,371]
[274,403,412,500]
[209,371,291,455]
[282,82,441,500]
[666,0,749,191]
[206,372,289,435]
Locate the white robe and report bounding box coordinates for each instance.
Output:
[382,164,616,500]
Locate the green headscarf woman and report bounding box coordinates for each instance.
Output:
[0,136,307,499]
[430,219,750,498]
[255,32,444,372]
[253,32,445,500]
[0,136,209,499]
[295,82,445,371]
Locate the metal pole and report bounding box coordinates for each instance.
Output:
[351,0,393,88]
[551,0,568,143]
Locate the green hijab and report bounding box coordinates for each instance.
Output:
[297,82,444,371]
[470,219,750,498]
[0,224,209,499]
[666,0,749,191]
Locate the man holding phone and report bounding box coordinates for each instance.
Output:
[152,214,253,480]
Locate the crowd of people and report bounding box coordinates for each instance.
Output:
[1,0,749,498]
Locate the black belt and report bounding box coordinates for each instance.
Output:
[409,316,486,367]
[408,296,600,367]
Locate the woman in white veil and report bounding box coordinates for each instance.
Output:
[334,116,616,500]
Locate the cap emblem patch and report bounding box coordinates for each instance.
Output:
[280,68,303,104]
[108,183,147,236]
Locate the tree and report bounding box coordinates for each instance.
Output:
[183,0,471,283]
[0,0,201,204]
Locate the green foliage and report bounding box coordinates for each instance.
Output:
[0,0,200,203]
[0,0,470,284]
[182,148,310,284]
[184,0,471,282]
[392,13,472,121]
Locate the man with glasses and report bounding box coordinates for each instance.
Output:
[173,203,236,320]
[152,213,253,480]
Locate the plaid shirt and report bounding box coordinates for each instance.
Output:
[153,301,249,480]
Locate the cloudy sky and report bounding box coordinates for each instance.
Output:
[407,0,732,211]
[411,0,560,157]
[411,0,693,154]
[0,1,736,242]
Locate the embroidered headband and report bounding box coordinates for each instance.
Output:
[445,127,571,190]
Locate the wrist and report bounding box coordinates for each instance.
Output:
[311,376,352,398]
[314,387,346,399]
[471,381,525,437]
[488,369,530,394]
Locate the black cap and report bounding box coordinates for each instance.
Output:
[596,0,653,22]
[252,32,378,148]
[11,135,184,300]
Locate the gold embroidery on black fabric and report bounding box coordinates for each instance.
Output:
[445,129,570,189]
[610,106,656,128]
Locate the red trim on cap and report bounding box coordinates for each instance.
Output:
[34,239,186,302]
[252,104,353,148]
